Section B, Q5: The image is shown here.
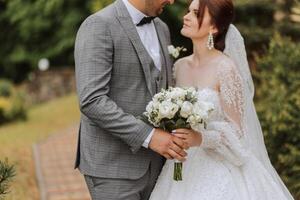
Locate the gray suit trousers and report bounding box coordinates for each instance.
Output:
[84,160,163,200]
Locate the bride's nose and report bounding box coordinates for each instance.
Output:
[183,13,190,21]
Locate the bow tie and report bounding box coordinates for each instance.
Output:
[136,17,156,26]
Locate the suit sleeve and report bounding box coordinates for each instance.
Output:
[74,16,153,153]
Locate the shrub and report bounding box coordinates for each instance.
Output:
[255,33,300,199]
[0,159,16,199]
[0,80,13,98]
[0,79,27,124]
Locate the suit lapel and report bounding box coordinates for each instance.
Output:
[114,0,155,96]
[153,19,173,87]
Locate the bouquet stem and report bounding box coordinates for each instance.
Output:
[173,161,183,181]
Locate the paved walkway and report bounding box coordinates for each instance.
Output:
[33,125,90,200]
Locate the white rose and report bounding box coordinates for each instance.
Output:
[168,45,176,54]
[176,99,184,107]
[196,101,214,119]
[172,50,180,59]
[175,87,186,97]
[158,100,179,119]
[153,92,165,103]
[146,101,154,113]
[180,101,194,118]
[152,100,160,110]
[187,87,197,94]
[168,45,180,59]
[192,103,208,119]
[167,87,186,100]
[187,114,201,126]
[187,115,195,125]
[146,109,161,127]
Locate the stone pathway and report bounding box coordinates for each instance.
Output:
[33,125,90,200]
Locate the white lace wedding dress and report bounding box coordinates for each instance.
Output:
[149,57,293,200]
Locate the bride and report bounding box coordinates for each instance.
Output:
[149,0,294,199]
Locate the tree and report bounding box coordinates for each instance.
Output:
[0,159,15,199]
[255,33,300,199]
[0,0,90,82]
[88,0,113,13]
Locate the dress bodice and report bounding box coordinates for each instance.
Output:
[196,88,223,122]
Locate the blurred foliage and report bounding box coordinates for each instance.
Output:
[0,79,27,124]
[0,158,15,199]
[0,0,90,82]
[0,80,13,97]
[255,34,300,198]
[89,0,114,13]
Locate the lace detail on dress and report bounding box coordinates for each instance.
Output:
[187,60,249,166]
[200,121,247,167]
[218,63,245,116]
[201,128,223,149]
[193,87,247,166]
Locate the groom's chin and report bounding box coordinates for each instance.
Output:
[156,8,164,15]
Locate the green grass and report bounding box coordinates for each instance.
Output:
[0,94,80,200]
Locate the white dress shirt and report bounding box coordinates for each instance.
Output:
[123,0,161,148]
[122,0,162,71]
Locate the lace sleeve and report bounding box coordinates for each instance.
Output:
[219,63,245,136]
[200,61,247,166]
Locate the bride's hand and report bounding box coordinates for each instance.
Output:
[172,129,202,147]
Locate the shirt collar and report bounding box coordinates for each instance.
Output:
[122,0,148,25]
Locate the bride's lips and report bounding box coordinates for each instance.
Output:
[183,24,190,28]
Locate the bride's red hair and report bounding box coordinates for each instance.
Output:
[196,0,235,51]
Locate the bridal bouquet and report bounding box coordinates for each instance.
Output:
[143,87,214,181]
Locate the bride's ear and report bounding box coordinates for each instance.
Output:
[210,25,218,35]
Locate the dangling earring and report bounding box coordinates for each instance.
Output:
[206,32,214,50]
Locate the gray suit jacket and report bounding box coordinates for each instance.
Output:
[74,0,173,180]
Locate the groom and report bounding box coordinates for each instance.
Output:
[74,0,188,199]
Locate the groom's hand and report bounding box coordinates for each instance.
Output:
[149,129,188,162]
